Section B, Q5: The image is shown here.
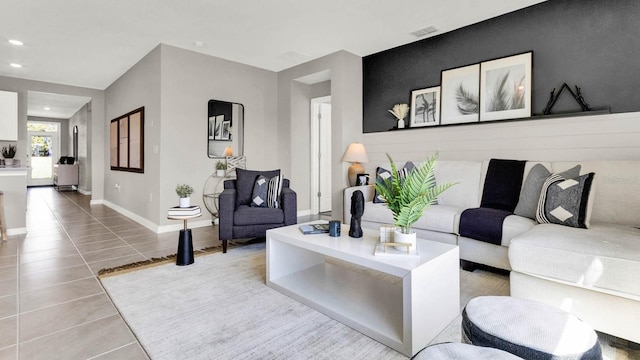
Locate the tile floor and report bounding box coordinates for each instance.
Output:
[0,187,224,360]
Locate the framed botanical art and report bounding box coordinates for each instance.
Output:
[480,51,532,121]
[410,86,440,127]
[440,64,480,125]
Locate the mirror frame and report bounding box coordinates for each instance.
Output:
[207,100,244,159]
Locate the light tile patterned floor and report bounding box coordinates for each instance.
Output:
[0,187,221,360]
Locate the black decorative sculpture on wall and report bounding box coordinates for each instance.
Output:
[542,83,591,115]
[349,190,364,238]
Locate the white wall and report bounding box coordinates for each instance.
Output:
[68,103,91,193]
[359,112,640,174]
[103,44,279,229]
[159,44,278,226]
[104,46,162,225]
[277,51,363,221]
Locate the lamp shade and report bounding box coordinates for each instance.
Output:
[222,146,234,157]
[342,143,369,163]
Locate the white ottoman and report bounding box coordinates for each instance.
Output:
[462,296,602,360]
[414,343,524,359]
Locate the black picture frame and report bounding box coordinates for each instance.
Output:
[440,63,480,125]
[480,51,533,122]
[356,173,369,186]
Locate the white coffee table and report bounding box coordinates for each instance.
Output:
[266,223,459,357]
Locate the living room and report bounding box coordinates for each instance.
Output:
[1,0,639,358]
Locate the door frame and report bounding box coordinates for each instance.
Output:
[27,123,60,186]
[310,96,331,215]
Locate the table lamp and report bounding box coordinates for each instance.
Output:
[342,142,369,186]
[222,146,233,157]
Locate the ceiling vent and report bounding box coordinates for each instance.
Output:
[410,26,438,38]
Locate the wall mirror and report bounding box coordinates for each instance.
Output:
[208,100,244,159]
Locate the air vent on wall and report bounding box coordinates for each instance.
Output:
[410,26,438,38]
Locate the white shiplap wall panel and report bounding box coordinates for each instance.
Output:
[360,112,640,174]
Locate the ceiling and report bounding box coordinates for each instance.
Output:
[2,0,545,92]
[27,91,92,119]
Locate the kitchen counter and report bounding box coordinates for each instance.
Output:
[0,166,29,235]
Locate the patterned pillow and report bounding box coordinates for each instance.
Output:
[536,172,595,228]
[373,162,416,203]
[373,167,392,203]
[267,175,283,208]
[250,175,270,207]
[514,164,581,219]
[251,175,283,208]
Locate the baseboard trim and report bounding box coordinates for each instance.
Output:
[101,200,212,234]
[7,227,27,236]
[297,209,312,217]
[78,188,92,195]
[89,199,104,205]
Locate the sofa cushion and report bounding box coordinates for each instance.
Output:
[536,172,595,229]
[501,215,537,247]
[435,161,483,209]
[514,164,581,220]
[234,205,284,226]
[235,169,280,207]
[362,201,461,234]
[509,223,640,297]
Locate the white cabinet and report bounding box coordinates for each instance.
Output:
[0,91,18,141]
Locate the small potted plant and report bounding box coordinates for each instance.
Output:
[374,152,456,248]
[215,161,227,176]
[388,103,410,129]
[1,144,17,166]
[176,184,194,208]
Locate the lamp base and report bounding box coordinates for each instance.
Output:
[347,162,364,187]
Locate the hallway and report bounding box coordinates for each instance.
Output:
[0,187,219,359]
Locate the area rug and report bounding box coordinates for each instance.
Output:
[100,243,406,360]
[101,243,638,360]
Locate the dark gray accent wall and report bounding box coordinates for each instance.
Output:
[363,0,640,133]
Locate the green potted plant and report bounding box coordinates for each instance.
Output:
[215,160,227,176]
[176,184,194,208]
[1,144,17,166]
[374,152,456,248]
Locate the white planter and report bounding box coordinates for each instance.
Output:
[4,158,14,166]
[393,229,416,250]
[179,197,191,208]
[397,119,405,129]
[216,169,225,177]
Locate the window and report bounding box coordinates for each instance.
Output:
[110,107,144,173]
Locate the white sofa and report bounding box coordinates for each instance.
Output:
[343,160,640,343]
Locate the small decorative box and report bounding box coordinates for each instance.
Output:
[379,224,396,242]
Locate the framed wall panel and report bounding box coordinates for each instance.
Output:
[110,107,144,173]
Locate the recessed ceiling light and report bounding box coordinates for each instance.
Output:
[44,107,51,111]
[9,63,22,68]
[9,39,24,46]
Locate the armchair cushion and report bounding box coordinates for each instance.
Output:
[234,205,285,226]
[236,168,280,207]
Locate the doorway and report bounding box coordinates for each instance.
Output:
[27,122,59,186]
[310,96,331,215]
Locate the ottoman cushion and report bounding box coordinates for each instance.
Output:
[462,296,602,360]
[414,343,523,359]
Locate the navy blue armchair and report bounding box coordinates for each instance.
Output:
[218,169,297,253]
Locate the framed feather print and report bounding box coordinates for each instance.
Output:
[480,51,532,122]
[440,64,480,125]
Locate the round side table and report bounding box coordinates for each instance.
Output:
[167,213,202,266]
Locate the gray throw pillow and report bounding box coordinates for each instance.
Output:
[514,164,581,219]
[536,172,595,228]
